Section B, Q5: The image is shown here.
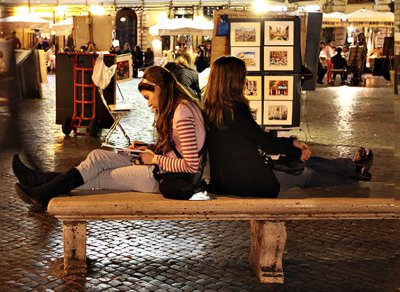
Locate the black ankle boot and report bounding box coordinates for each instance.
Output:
[15,168,84,211]
[12,154,61,187]
[354,149,373,175]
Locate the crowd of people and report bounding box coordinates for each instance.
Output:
[317,33,376,86]
[12,55,374,211]
[317,40,351,85]
[108,42,211,79]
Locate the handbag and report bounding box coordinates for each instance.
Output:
[258,146,305,176]
[153,143,207,200]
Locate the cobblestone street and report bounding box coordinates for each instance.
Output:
[0,75,399,291]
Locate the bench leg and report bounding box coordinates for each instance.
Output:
[249,220,287,284]
[63,221,87,275]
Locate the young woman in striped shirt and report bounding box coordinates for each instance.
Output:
[12,66,206,211]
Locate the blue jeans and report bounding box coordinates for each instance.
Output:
[273,156,357,192]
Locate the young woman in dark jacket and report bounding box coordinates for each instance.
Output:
[203,56,373,198]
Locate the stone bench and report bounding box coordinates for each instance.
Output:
[47,192,399,284]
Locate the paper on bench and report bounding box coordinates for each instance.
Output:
[101,143,145,156]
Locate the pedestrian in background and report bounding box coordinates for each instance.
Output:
[325,39,334,84]
[122,43,131,54]
[132,45,143,78]
[164,52,201,100]
[143,47,155,68]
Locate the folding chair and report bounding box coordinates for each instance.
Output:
[98,89,133,145]
[92,52,133,145]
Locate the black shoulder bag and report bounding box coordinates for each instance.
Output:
[153,143,207,200]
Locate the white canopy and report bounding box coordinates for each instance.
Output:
[0,15,51,30]
[346,9,394,27]
[322,12,347,27]
[150,17,214,36]
[322,9,394,28]
[51,18,73,35]
[323,12,346,23]
[346,9,394,22]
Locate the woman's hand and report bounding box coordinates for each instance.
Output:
[128,140,149,150]
[139,149,157,165]
[293,139,311,161]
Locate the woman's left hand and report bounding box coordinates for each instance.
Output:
[140,149,157,165]
[293,140,311,161]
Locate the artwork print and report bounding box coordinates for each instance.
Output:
[249,101,262,124]
[264,47,293,71]
[231,47,260,71]
[116,53,133,82]
[245,76,262,100]
[264,100,293,125]
[265,21,294,46]
[230,22,261,46]
[264,76,293,100]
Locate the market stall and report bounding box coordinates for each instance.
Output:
[0,15,51,48]
[149,17,214,56]
[51,18,73,36]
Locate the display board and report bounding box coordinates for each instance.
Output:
[73,15,113,51]
[229,18,301,129]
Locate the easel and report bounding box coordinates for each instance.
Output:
[348,46,365,86]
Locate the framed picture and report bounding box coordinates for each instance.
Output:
[231,47,260,72]
[249,101,262,124]
[264,46,293,71]
[264,76,293,100]
[264,100,293,125]
[230,22,261,47]
[245,76,262,100]
[264,20,294,46]
[116,53,133,82]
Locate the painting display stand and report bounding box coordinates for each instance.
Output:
[229,17,302,129]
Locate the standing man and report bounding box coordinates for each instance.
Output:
[7,30,22,50]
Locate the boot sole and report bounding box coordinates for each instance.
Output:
[361,150,373,174]
[14,183,47,212]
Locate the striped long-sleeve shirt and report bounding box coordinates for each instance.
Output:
[157,102,206,173]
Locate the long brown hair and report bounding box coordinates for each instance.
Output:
[204,56,250,129]
[138,66,202,153]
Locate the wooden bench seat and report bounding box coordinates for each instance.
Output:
[48,192,399,284]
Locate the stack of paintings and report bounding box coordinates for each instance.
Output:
[230,18,298,128]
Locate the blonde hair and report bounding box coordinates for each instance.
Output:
[175,52,194,69]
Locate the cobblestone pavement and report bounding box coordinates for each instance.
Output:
[0,74,399,291]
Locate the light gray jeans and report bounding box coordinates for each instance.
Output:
[75,149,159,193]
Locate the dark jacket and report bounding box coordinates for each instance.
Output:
[165,62,201,99]
[207,102,301,197]
[133,50,143,69]
[331,53,347,70]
